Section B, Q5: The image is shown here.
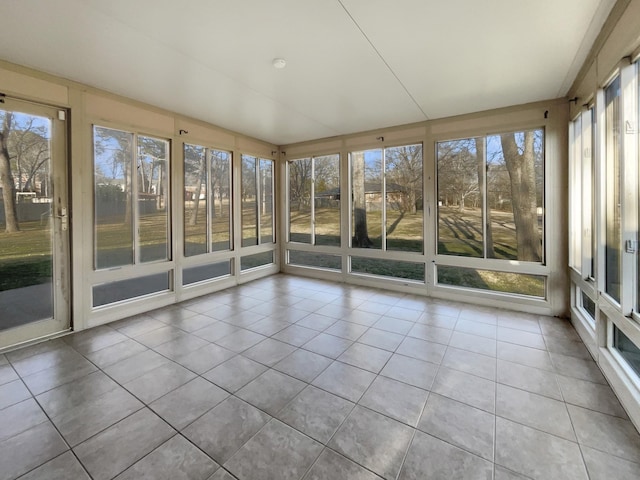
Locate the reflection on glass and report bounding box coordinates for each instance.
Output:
[487,129,544,262]
[184,144,207,256]
[183,261,231,285]
[314,155,340,246]
[438,266,545,297]
[241,251,273,270]
[351,256,424,281]
[241,155,258,246]
[288,250,341,270]
[614,326,640,378]
[351,149,382,249]
[437,138,483,257]
[211,149,231,251]
[581,290,596,322]
[259,159,274,244]
[93,272,170,307]
[94,126,134,268]
[289,158,312,244]
[0,109,54,329]
[137,136,169,263]
[605,77,621,302]
[386,145,423,252]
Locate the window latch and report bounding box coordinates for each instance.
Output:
[625,240,639,254]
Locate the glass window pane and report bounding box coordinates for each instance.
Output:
[351,256,424,282]
[437,266,545,297]
[259,159,274,244]
[351,149,382,249]
[487,129,544,262]
[241,251,274,270]
[569,117,582,271]
[288,250,341,270]
[605,77,621,302]
[614,326,640,378]
[93,272,170,307]
[241,155,258,246]
[211,149,231,251]
[137,136,169,263]
[94,126,134,269]
[437,138,483,257]
[183,261,231,285]
[385,144,423,253]
[0,110,54,329]
[580,290,596,323]
[289,158,312,244]
[184,144,207,257]
[314,154,341,246]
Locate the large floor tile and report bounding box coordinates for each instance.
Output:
[418,393,495,461]
[549,353,607,384]
[373,316,414,335]
[324,320,368,341]
[379,353,439,390]
[20,356,97,396]
[568,405,640,463]
[242,338,297,366]
[337,343,392,373]
[496,341,554,371]
[431,366,496,413]
[357,327,404,351]
[581,445,640,480]
[236,369,306,416]
[311,361,376,402]
[150,377,228,430]
[448,331,497,357]
[557,374,627,418]
[277,385,354,443]
[10,344,84,377]
[441,347,496,381]
[272,324,320,347]
[0,422,68,480]
[0,378,31,410]
[134,326,189,348]
[214,330,267,353]
[183,397,270,464]
[303,448,382,480]
[153,334,210,360]
[296,313,338,331]
[191,322,240,343]
[49,386,143,446]
[172,343,236,374]
[19,451,90,480]
[497,327,546,350]
[114,435,219,480]
[203,355,268,393]
[396,337,446,364]
[273,348,332,382]
[407,323,452,344]
[495,417,588,480]
[496,384,575,441]
[302,333,353,359]
[399,430,493,480]
[0,398,48,443]
[63,325,128,355]
[74,408,175,480]
[0,363,19,386]
[84,338,148,369]
[123,361,197,404]
[497,359,561,400]
[103,349,171,385]
[329,406,413,480]
[225,419,323,480]
[359,376,428,427]
[454,319,497,339]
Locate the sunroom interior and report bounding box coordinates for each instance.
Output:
[2,0,640,479]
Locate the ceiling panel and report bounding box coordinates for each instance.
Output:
[0,0,616,144]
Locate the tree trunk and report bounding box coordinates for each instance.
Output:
[189,154,206,226]
[500,132,540,261]
[0,114,20,232]
[352,151,371,247]
[475,138,494,257]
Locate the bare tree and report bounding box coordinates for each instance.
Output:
[0,113,19,232]
[500,131,541,261]
[385,145,422,214]
[352,151,372,247]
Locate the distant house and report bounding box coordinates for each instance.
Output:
[315,182,407,210]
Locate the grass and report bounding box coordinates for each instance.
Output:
[0,220,52,291]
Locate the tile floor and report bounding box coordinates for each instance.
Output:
[1,274,640,479]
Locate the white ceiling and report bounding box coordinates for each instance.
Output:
[0,0,616,145]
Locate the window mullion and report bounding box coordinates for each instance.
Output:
[382,148,387,250]
[256,159,261,244]
[311,157,316,245]
[206,148,213,253]
[133,134,141,264]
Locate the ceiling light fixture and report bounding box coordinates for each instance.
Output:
[272,58,287,69]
